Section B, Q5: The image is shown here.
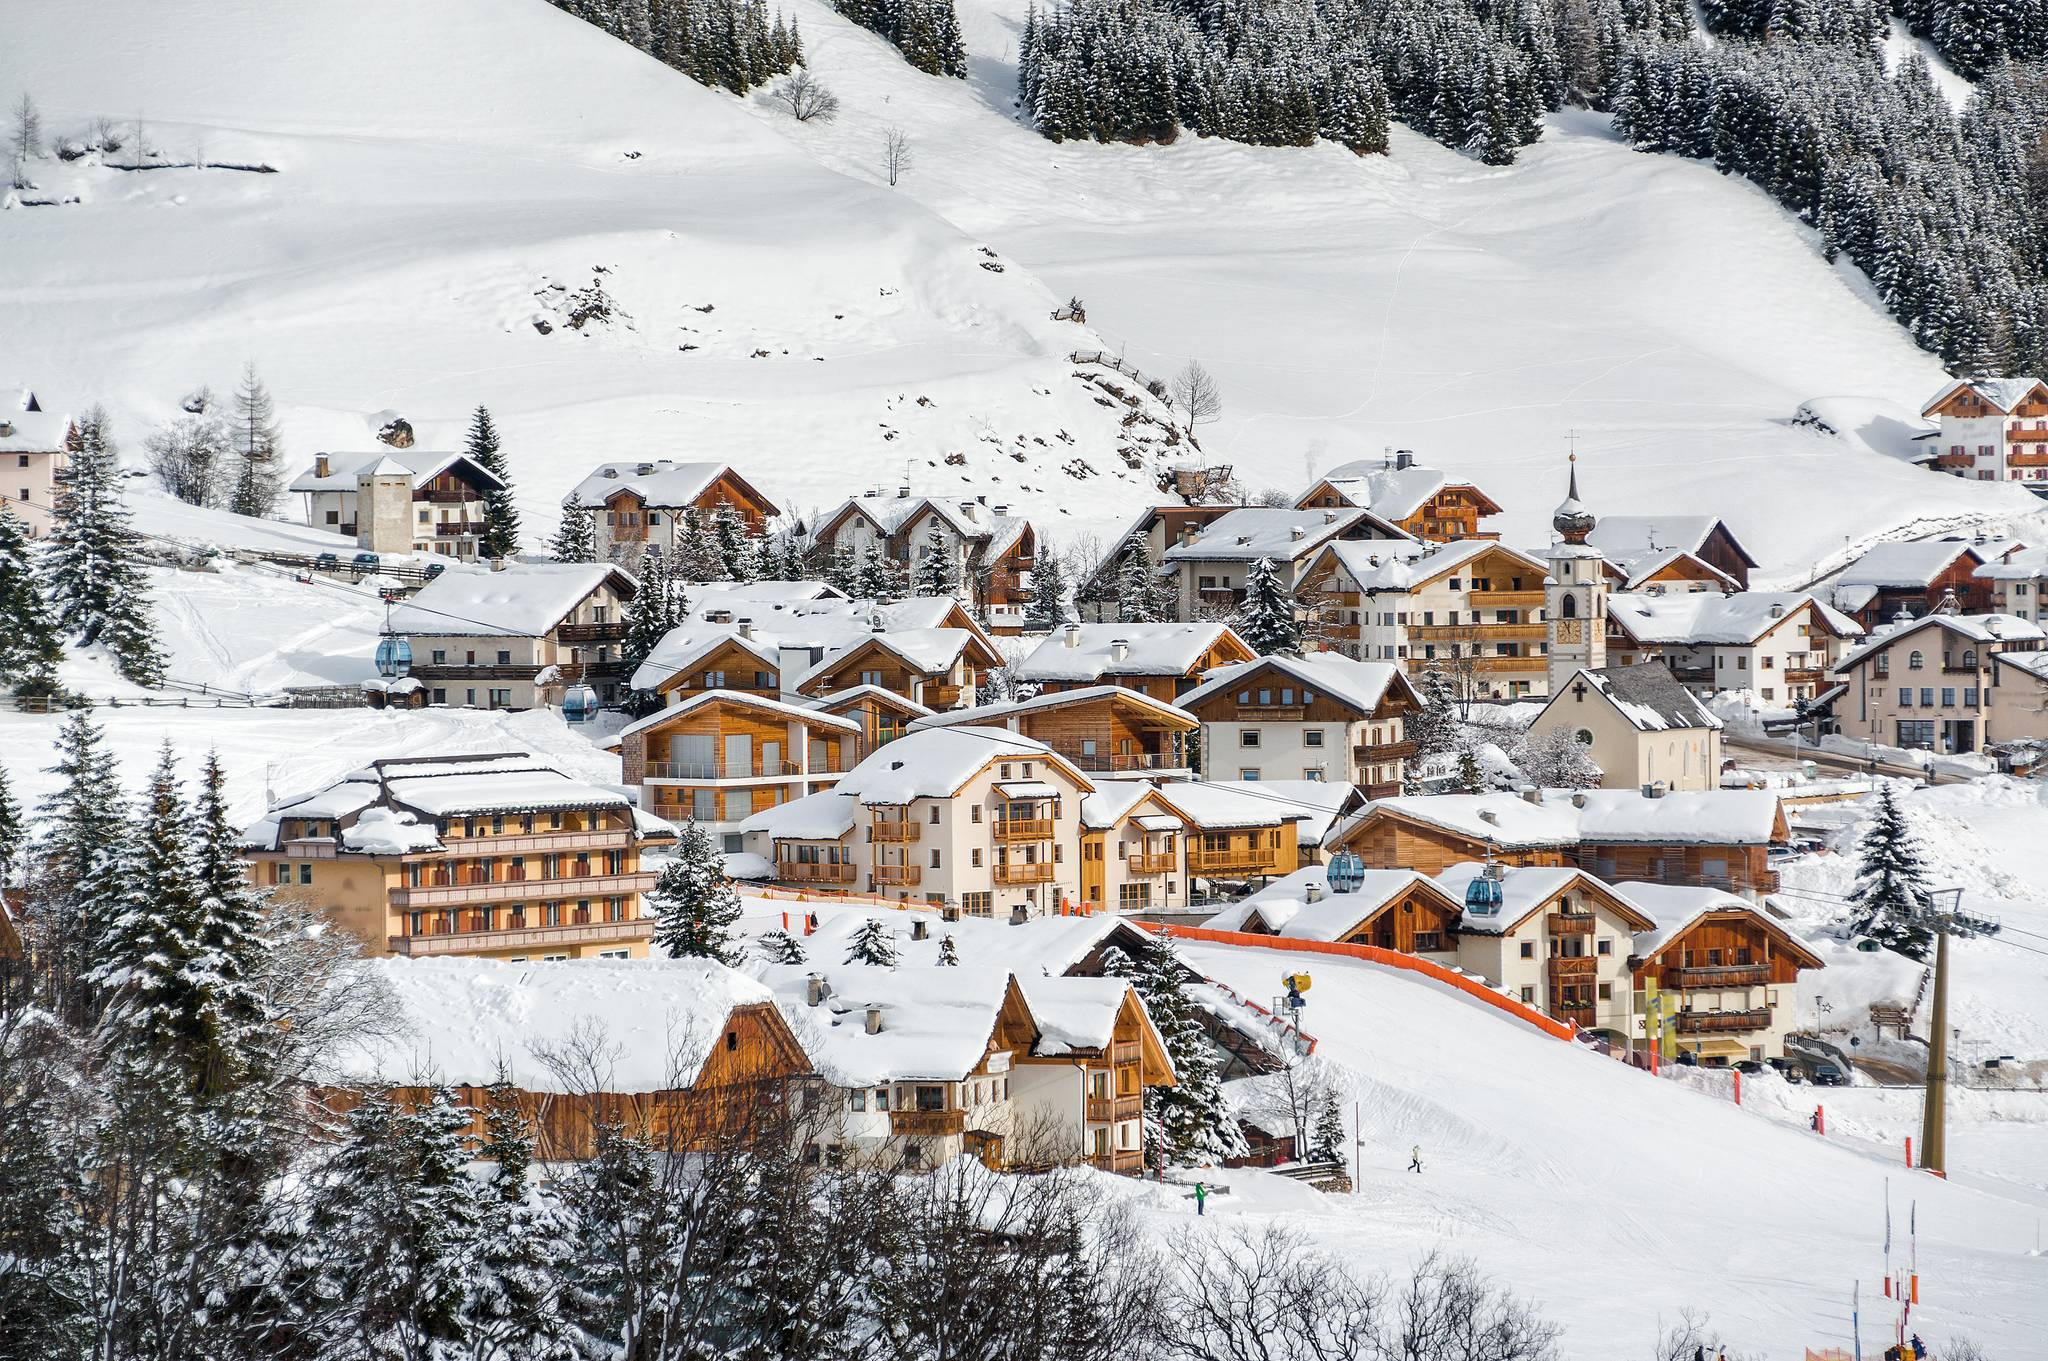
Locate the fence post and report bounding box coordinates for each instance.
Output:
[1733,1070,1741,1106]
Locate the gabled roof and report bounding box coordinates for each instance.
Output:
[1148,780,1301,831]
[1433,861,1656,935]
[1974,544,2048,582]
[325,955,783,1093]
[1330,789,1784,851]
[1921,376,2048,417]
[389,562,633,638]
[1831,612,2046,674]
[1205,865,1455,940]
[1586,516,1759,572]
[631,625,785,692]
[562,460,778,515]
[765,964,1025,1085]
[738,789,858,841]
[1307,460,1503,520]
[1621,881,1824,966]
[619,688,860,741]
[806,684,935,719]
[1305,537,1546,595]
[0,389,71,453]
[1606,591,1861,647]
[1164,506,1412,564]
[1831,540,1984,591]
[289,447,505,494]
[815,491,1030,556]
[790,628,982,691]
[908,684,1197,735]
[1014,621,1252,683]
[834,727,1093,805]
[1616,547,1739,592]
[1180,653,1419,717]
[1078,781,1177,831]
[1544,664,1722,733]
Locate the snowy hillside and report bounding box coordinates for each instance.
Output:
[0,0,1186,549]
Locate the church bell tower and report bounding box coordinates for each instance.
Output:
[1543,455,1607,694]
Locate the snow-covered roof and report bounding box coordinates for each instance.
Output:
[835,727,1086,805]
[764,964,1014,1086]
[1315,537,1542,595]
[1586,515,1755,571]
[1013,622,1247,683]
[324,956,777,1093]
[738,789,857,841]
[1613,546,1739,591]
[1019,975,1133,1056]
[1205,865,1440,939]
[1548,664,1723,733]
[1831,540,1982,590]
[562,460,772,512]
[1339,789,1783,850]
[0,389,69,453]
[820,491,1030,555]
[1180,653,1411,717]
[1607,591,1861,646]
[789,628,976,690]
[1922,376,2048,416]
[792,910,1149,981]
[389,562,631,638]
[1311,462,1455,519]
[908,684,1196,734]
[618,688,860,741]
[1619,881,1820,965]
[1973,545,2048,582]
[1164,506,1411,563]
[805,684,935,718]
[1432,862,1588,933]
[688,580,847,613]
[1832,613,2047,674]
[1993,650,2048,681]
[1150,781,1298,830]
[288,447,504,494]
[630,624,784,691]
[1078,781,1160,830]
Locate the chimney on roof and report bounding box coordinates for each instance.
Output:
[1395,450,1416,471]
[1477,810,1499,826]
[1987,617,2004,638]
[1064,622,1082,649]
[635,463,655,476]
[1009,905,1030,925]
[737,618,755,640]
[941,905,961,922]
[1572,792,1588,809]
[993,504,1010,517]
[315,453,331,478]
[1324,509,1338,524]
[865,1007,885,1034]
[1641,782,1666,799]
[0,421,12,438]
[911,919,929,941]
[1182,524,1198,546]
[1769,602,1785,619]
[602,467,619,479]
[898,484,912,499]
[1109,638,1129,665]
[1305,883,1324,903]
[1520,787,1541,804]
[1291,526,1307,542]
[805,975,831,1007]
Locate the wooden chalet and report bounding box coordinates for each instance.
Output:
[912,684,1198,776]
[1016,621,1256,703]
[1625,883,1825,1062]
[807,685,934,760]
[1587,516,1759,591]
[1293,453,1503,542]
[794,629,1001,712]
[638,629,784,703]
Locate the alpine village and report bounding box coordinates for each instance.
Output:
[6,3,2048,1359]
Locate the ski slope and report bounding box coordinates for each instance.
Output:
[1171,939,2046,1357]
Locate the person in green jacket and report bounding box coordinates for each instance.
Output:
[1193,1182,1207,1216]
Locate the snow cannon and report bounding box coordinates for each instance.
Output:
[374,634,413,679]
[563,684,599,722]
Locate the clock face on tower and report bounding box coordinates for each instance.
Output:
[1555,618,1584,645]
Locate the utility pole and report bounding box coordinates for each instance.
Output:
[1918,916,1951,1175]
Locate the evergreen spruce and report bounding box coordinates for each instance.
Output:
[676,509,727,583]
[853,542,901,601]
[550,505,597,563]
[1456,747,1487,794]
[36,711,131,1015]
[914,524,959,596]
[1845,783,1935,959]
[936,932,959,965]
[1113,531,1172,622]
[711,503,750,581]
[228,363,285,519]
[0,504,64,697]
[843,916,900,966]
[650,822,744,964]
[1233,557,1301,655]
[1029,537,1068,627]
[43,408,165,686]
[0,760,22,882]
[466,1082,575,1358]
[758,929,808,963]
[187,752,274,1098]
[1127,932,1244,1166]
[1309,1088,1346,1164]
[618,549,683,714]
[466,406,522,560]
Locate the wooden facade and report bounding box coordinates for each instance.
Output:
[975,690,1197,774]
[1846,550,1991,628]
[1632,911,1819,994]
[650,638,782,701]
[1332,810,1571,876]
[1031,631,1256,703]
[810,686,931,760]
[798,634,998,710]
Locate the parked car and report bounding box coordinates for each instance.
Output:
[1811,1061,1847,1087]
[1767,1057,1804,1084]
[1983,1055,2020,1070]
[423,561,447,579]
[352,552,382,574]
[314,552,339,571]
[1734,1059,1767,1076]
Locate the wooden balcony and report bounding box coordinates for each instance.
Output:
[645,758,801,781]
[554,621,624,643]
[1113,1041,1142,1066]
[1233,704,1306,721]
[1126,852,1178,875]
[2010,450,2048,467]
[1088,1147,1145,1175]
[1410,622,1546,642]
[1055,748,1179,773]
[994,860,1055,885]
[995,818,1054,842]
[388,915,651,956]
[1353,739,1417,764]
[1675,1007,1773,1035]
[1552,1002,1595,1027]
[439,829,632,856]
[1547,955,1597,979]
[870,820,922,843]
[1785,668,1825,688]
[889,1108,966,1137]
[870,864,921,886]
[1547,911,1596,936]
[432,522,483,538]
[925,684,965,709]
[1472,589,1546,608]
[1188,845,1278,873]
[389,870,654,908]
[1086,1094,1145,1123]
[776,860,856,884]
[1671,964,1768,990]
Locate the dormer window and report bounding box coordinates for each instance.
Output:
[1907,651,1924,670]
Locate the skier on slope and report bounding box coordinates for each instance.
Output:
[1408,1144,1423,1174]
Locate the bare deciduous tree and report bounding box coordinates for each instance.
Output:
[9,91,41,162]
[883,125,914,186]
[771,70,840,123]
[144,397,230,507]
[1172,359,1224,432]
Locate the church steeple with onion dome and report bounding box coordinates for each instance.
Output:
[1544,453,1608,693]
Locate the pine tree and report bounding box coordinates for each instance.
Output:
[228,363,284,518]
[466,1082,575,1359]
[0,760,22,882]
[1114,531,1171,623]
[913,524,958,596]
[187,752,274,1098]
[1455,747,1487,794]
[619,547,677,697]
[650,821,744,964]
[711,503,750,581]
[1845,783,1934,959]
[1127,932,1244,1166]
[0,504,64,698]
[935,933,959,965]
[43,408,165,686]
[1030,537,1068,627]
[36,710,131,1015]
[843,916,899,966]
[676,509,727,583]
[1233,556,1300,655]
[758,929,808,964]
[1309,1088,1346,1164]
[466,406,521,560]
[853,542,900,601]
[551,505,597,563]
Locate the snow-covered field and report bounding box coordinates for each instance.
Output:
[8,0,2046,565]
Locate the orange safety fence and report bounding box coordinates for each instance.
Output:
[744,886,1100,917]
[1151,925,1578,1041]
